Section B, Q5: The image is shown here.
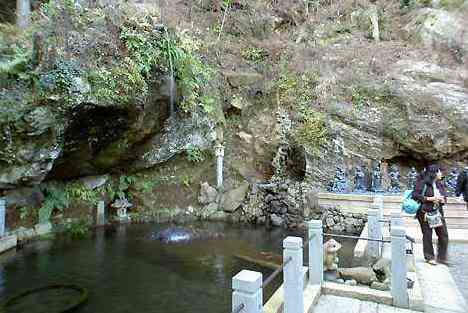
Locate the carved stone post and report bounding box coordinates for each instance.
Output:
[215,143,224,189]
[16,0,31,29]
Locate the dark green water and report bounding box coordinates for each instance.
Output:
[0,222,356,313]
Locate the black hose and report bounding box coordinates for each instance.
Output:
[0,284,88,313]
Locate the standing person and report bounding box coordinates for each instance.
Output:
[456,166,468,210]
[412,165,449,265]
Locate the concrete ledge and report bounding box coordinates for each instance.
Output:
[407,271,424,312]
[353,222,369,259]
[0,235,17,254]
[322,282,393,306]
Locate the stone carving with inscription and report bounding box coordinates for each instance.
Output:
[406,167,418,190]
[328,167,349,193]
[354,165,367,193]
[445,167,459,196]
[370,163,383,193]
[388,165,401,193]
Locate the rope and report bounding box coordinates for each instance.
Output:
[263,256,292,289]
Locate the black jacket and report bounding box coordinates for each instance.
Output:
[456,169,468,201]
[412,178,448,213]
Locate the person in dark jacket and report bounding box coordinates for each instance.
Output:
[412,165,449,265]
[455,167,468,210]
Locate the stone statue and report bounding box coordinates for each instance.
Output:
[354,165,367,193]
[323,239,342,271]
[370,162,383,193]
[406,167,418,190]
[328,167,349,193]
[388,165,401,193]
[445,167,459,196]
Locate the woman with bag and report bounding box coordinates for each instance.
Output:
[412,165,449,265]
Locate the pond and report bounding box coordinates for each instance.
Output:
[0,222,357,313]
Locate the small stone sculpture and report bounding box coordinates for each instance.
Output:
[329,167,349,193]
[445,167,459,196]
[354,165,367,193]
[323,239,342,271]
[406,167,418,190]
[111,197,132,220]
[370,162,383,193]
[388,165,401,193]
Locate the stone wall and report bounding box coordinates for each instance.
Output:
[309,205,367,235]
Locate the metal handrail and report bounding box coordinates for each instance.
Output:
[262,256,292,289]
[323,232,391,243]
[232,303,245,313]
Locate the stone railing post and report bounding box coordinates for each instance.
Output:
[232,270,262,313]
[97,201,106,226]
[368,207,381,258]
[391,226,409,308]
[391,210,404,229]
[283,236,304,313]
[307,220,323,285]
[0,197,5,237]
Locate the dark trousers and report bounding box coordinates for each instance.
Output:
[417,210,449,261]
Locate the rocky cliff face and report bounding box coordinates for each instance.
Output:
[0,1,217,190]
[1,0,468,229]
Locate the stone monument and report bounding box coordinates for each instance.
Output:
[406,167,418,190]
[354,165,367,193]
[329,166,349,193]
[111,197,132,221]
[388,165,401,193]
[370,162,384,193]
[445,167,459,196]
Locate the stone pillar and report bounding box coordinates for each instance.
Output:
[16,0,31,29]
[391,210,404,228]
[215,143,224,189]
[0,198,5,237]
[391,226,409,308]
[283,236,304,313]
[97,201,106,226]
[368,208,381,258]
[307,220,323,285]
[232,270,263,313]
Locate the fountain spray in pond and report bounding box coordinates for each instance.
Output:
[151,226,224,244]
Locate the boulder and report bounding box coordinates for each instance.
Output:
[80,175,109,190]
[338,267,377,285]
[222,183,249,212]
[404,8,468,60]
[198,182,218,205]
[270,213,284,227]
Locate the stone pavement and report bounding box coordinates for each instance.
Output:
[313,295,419,313]
[414,244,467,313]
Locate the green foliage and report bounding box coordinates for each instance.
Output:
[0,24,32,81]
[87,61,146,106]
[181,174,192,188]
[19,207,30,220]
[241,47,268,63]
[39,181,105,223]
[274,71,319,108]
[293,108,328,155]
[349,84,394,109]
[65,219,91,239]
[185,145,208,163]
[39,183,70,223]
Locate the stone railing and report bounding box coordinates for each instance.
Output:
[231,215,411,313]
